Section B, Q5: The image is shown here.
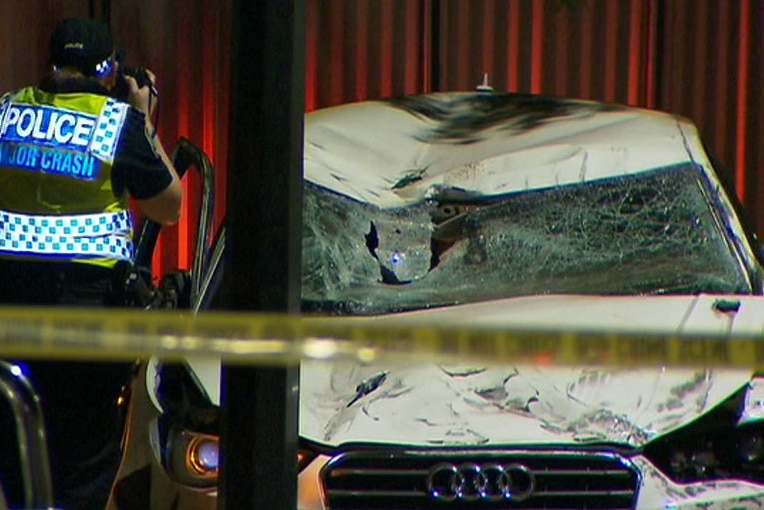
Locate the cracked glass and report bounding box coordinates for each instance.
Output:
[302,163,750,315]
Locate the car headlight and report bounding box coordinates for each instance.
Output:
[643,377,764,484]
[162,426,319,490]
[166,429,219,489]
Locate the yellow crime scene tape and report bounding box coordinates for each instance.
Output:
[0,306,762,368]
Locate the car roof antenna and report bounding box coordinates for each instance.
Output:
[476,73,494,93]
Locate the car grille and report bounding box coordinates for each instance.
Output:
[320,449,639,509]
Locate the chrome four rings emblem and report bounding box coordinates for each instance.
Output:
[426,462,536,502]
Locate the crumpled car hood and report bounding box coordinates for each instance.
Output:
[299,363,748,448]
[297,294,764,448]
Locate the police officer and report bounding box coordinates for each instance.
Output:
[0,17,181,509]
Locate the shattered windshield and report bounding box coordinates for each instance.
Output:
[302,163,751,315]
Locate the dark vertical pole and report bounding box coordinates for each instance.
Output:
[101,0,111,27]
[219,0,305,509]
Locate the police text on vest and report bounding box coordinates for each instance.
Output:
[0,104,96,151]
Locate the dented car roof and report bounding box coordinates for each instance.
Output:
[305,92,712,207]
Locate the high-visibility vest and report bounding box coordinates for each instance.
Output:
[0,86,133,268]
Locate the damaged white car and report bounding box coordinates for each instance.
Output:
[111,91,764,510]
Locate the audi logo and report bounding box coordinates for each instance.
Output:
[426,462,536,502]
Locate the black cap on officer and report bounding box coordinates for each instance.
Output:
[48,18,114,77]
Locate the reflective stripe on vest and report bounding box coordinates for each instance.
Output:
[90,99,128,164]
[0,209,133,261]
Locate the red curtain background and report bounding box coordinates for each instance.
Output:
[0,0,762,276]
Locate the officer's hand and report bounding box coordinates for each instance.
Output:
[125,69,158,118]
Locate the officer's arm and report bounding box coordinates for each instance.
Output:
[135,122,182,225]
[124,72,183,225]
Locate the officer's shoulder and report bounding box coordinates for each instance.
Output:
[121,104,149,125]
[1,87,32,102]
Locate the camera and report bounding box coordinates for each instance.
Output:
[112,65,152,101]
